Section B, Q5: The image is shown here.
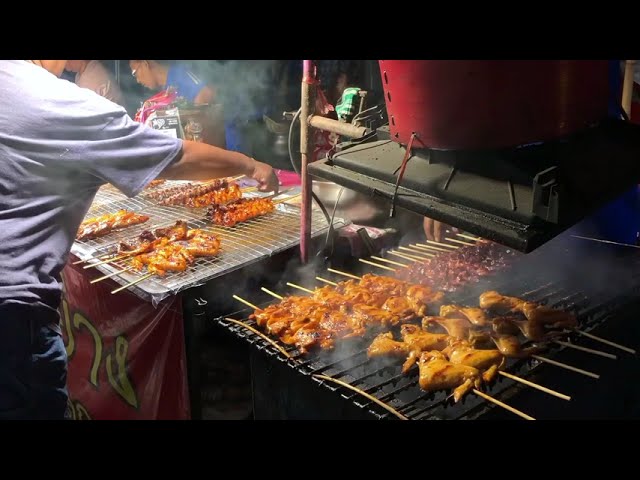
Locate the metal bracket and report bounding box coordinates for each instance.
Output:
[532,166,560,223]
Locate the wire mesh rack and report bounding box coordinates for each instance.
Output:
[72,181,346,305]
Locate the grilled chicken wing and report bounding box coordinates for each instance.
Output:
[422,316,472,340]
[491,334,541,358]
[418,351,482,402]
[443,340,505,383]
[400,324,450,372]
[480,291,577,330]
[440,305,489,326]
[367,332,409,358]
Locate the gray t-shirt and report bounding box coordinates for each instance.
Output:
[0,60,183,313]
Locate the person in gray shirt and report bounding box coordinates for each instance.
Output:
[0,60,278,420]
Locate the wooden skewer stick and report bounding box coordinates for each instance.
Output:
[229,175,245,181]
[313,374,408,421]
[531,355,600,379]
[359,258,396,272]
[90,266,136,284]
[412,243,450,253]
[370,255,407,267]
[445,238,476,246]
[287,282,314,294]
[327,268,361,280]
[111,272,155,294]
[316,276,338,286]
[472,389,535,420]
[573,329,636,355]
[554,340,617,360]
[232,294,261,311]
[240,186,258,193]
[398,246,434,258]
[424,240,459,249]
[83,254,131,269]
[261,287,283,300]
[387,250,422,262]
[224,318,291,359]
[274,193,302,204]
[456,233,482,241]
[498,371,571,401]
[72,257,91,265]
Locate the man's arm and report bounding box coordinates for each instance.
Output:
[193,85,216,105]
[160,140,279,192]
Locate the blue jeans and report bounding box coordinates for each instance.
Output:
[0,305,68,420]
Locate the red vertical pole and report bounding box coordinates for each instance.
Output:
[300,60,316,263]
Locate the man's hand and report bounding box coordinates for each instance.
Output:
[423,216,457,242]
[249,160,279,193]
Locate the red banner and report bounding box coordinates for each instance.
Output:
[59,260,191,420]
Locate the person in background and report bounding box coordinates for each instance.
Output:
[0,60,278,420]
[129,60,216,105]
[65,60,124,106]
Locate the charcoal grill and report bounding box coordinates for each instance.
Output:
[215,235,640,420]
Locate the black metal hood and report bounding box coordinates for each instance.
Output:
[308,119,640,252]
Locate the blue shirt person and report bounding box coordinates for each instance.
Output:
[130,60,216,105]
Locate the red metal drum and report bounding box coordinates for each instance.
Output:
[379,60,610,150]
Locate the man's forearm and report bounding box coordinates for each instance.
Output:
[159,140,256,181]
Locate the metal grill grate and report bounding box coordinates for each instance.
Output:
[72,182,346,305]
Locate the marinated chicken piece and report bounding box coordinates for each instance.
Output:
[351,304,401,329]
[381,296,418,320]
[443,339,505,383]
[480,291,577,330]
[440,305,489,326]
[422,316,472,340]
[522,303,578,330]
[491,334,541,358]
[418,351,482,403]
[368,325,450,373]
[367,332,410,358]
[479,290,533,311]
[493,315,563,342]
[400,324,450,372]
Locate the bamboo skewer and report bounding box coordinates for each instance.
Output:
[472,389,535,420]
[287,282,314,294]
[233,294,260,311]
[359,258,396,272]
[388,250,426,262]
[83,254,131,269]
[316,276,338,286]
[498,371,571,401]
[313,374,408,421]
[224,318,291,359]
[424,239,459,249]
[111,272,155,294]
[532,355,600,379]
[398,246,434,258]
[412,243,450,253]
[446,238,476,246]
[456,233,481,241]
[327,268,361,280]
[554,340,617,360]
[90,266,136,284]
[274,193,302,205]
[573,329,636,355]
[370,255,408,268]
[261,287,283,300]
